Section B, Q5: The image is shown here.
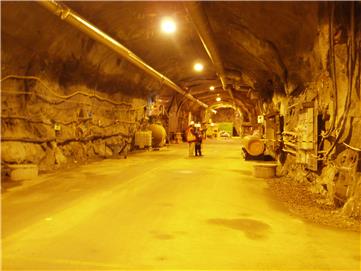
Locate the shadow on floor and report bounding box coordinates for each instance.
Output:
[1,177,24,193]
[150,230,175,240]
[207,218,271,240]
[229,169,253,176]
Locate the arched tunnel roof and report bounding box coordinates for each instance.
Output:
[1,1,321,114]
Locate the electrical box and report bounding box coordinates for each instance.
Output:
[283,101,318,171]
[54,123,61,131]
[298,107,314,150]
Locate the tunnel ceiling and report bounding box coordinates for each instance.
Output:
[1,1,321,111]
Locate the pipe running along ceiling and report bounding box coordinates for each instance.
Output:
[38,0,208,109]
[1,1,325,114]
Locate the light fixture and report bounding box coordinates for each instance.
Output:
[161,18,176,33]
[216,97,221,102]
[209,86,215,91]
[211,109,217,114]
[193,63,204,72]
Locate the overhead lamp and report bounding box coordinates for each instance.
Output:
[209,86,215,91]
[216,97,221,102]
[193,63,204,72]
[161,18,176,33]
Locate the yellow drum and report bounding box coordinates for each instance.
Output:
[242,135,265,156]
[149,123,167,147]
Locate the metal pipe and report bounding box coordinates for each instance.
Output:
[282,148,297,155]
[37,0,208,108]
[184,2,234,103]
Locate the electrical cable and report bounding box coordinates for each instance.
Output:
[323,3,357,158]
[343,142,361,152]
[1,131,132,145]
[1,75,146,145]
[322,2,337,138]
[1,115,137,127]
[1,75,133,107]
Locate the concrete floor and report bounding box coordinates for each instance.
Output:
[2,139,360,270]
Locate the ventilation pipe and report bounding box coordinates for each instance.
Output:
[38,0,208,108]
[184,2,235,104]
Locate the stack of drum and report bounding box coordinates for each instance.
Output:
[134,131,152,149]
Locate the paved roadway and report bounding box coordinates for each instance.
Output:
[2,139,360,269]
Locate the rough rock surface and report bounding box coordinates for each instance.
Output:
[1,142,45,164]
[266,177,361,232]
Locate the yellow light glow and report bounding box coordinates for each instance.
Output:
[194,63,204,72]
[209,86,215,91]
[161,18,176,33]
[216,97,221,102]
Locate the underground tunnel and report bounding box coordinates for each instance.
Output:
[1,1,361,269]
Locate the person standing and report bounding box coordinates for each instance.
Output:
[195,128,203,156]
[186,122,196,157]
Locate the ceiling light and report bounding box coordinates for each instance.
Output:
[216,97,221,102]
[209,86,215,91]
[193,63,204,72]
[161,18,176,33]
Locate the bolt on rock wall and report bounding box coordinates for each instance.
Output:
[1,75,147,172]
[269,2,361,218]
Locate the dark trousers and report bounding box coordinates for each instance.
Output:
[195,142,202,156]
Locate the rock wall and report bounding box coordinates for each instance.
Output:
[1,1,206,174]
[1,73,199,174]
[1,75,147,172]
[268,2,361,218]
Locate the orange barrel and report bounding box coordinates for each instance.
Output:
[149,123,167,147]
[242,135,265,156]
